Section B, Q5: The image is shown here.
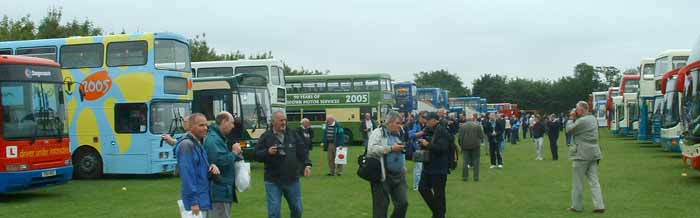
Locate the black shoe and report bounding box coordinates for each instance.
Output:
[337,173,342,176]
[327,173,335,176]
[593,209,605,213]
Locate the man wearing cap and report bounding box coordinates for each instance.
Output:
[417,112,451,218]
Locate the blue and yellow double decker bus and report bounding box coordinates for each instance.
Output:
[0,32,192,178]
[393,81,417,113]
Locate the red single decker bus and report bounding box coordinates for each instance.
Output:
[0,55,72,193]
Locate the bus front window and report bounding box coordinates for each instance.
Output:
[688,70,700,138]
[656,57,669,77]
[624,80,639,93]
[155,39,190,71]
[643,63,655,78]
[663,92,680,128]
[1,81,67,139]
[150,101,191,134]
[235,66,269,81]
[239,87,271,130]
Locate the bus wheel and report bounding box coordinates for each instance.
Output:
[73,147,103,179]
[343,128,353,145]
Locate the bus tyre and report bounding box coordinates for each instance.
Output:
[344,128,353,144]
[73,148,103,179]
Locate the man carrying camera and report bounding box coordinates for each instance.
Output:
[255,110,312,218]
[417,112,451,218]
[366,111,408,218]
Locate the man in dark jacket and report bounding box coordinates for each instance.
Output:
[296,118,314,152]
[255,111,312,218]
[546,114,562,160]
[457,115,486,181]
[532,115,546,160]
[203,112,243,218]
[417,112,451,218]
[361,113,378,148]
[483,113,505,168]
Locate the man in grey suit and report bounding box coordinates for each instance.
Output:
[457,114,486,181]
[566,101,605,213]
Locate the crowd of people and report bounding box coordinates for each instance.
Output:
[166,101,605,218]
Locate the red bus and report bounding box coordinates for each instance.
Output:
[0,55,72,193]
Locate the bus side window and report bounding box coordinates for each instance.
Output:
[0,49,12,55]
[115,103,147,133]
[16,46,57,62]
[107,41,148,67]
[60,44,104,69]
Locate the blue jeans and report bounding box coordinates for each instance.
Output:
[413,162,423,190]
[265,181,303,218]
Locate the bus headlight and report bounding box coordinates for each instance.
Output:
[239,141,249,148]
[6,163,29,172]
[159,152,170,159]
[64,159,72,166]
[672,139,678,145]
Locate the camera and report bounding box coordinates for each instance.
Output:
[276,144,287,156]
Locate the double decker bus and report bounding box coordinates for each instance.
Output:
[606,87,620,129]
[440,89,450,109]
[479,98,487,114]
[680,36,700,170]
[0,32,192,178]
[192,59,286,112]
[656,49,690,151]
[393,81,417,113]
[416,88,442,112]
[611,95,623,135]
[591,91,608,128]
[191,74,271,160]
[660,68,684,152]
[637,58,656,140]
[0,55,73,192]
[285,73,394,143]
[619,75,640,136]
[448,97,481,116]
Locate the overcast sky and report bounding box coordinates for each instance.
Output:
[5,0,700,86]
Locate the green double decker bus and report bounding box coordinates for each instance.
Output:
[285,74,395,144]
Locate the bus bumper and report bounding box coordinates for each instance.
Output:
[660,137,682,153]
[0,166,73,193]
[682,144,700,170]
[611,129,619,135]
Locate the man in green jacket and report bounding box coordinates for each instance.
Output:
[566,101,605,214]
[203,112,243,218]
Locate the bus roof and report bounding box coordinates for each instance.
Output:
[393,81,416,85]
[0,32,188,48]
[640,58,655,65]
[0,55,59,67]
[285,73,392,81]
[192,59,284,68]
[655,49,691,59]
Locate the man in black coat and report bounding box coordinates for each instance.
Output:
[417,112,451,218]
[361,113,378,148]
[296,118,314,152]
[546,114,562,160]
[482,113,505,168]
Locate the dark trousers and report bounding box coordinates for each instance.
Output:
[511,130,519,144]
[548,133,559,160]
[462,148,480,181]
[505,128,511,141]
[523,127,529,139]
[371,172,408,218]
[419,174,447,218]
[489,141,503,165]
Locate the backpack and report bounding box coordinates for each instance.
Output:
[357,153,382,183]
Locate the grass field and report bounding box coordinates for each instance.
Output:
[3,130,700,218]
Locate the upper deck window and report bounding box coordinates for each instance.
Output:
[17,46,57,62]
[107,41,147,67]
[155,39,190,72]
[60,44,104,68]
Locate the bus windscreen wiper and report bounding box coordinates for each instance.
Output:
[253,91,265,132]
[31,84,49,144]
[161,107,184,147]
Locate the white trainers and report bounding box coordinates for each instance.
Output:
[489,165,496,169]
[497,165,503,168]
[467,164,472,169]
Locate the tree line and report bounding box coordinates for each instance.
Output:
[2,8,633,113]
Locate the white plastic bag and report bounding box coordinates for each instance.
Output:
[235,161,251,192]
[335,146,347,165]
[177,199,204,218]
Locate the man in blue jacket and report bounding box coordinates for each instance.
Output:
[203,112,243,218]
[178,113,220,217]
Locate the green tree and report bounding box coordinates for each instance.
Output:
[596,66,622,88]
[0,15,36,41]
[36,7,101,39]
[471,74,508,103]
[283,63,328,76]
[414,69,469,97]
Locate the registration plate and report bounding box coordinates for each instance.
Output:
[42,170,56,177]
